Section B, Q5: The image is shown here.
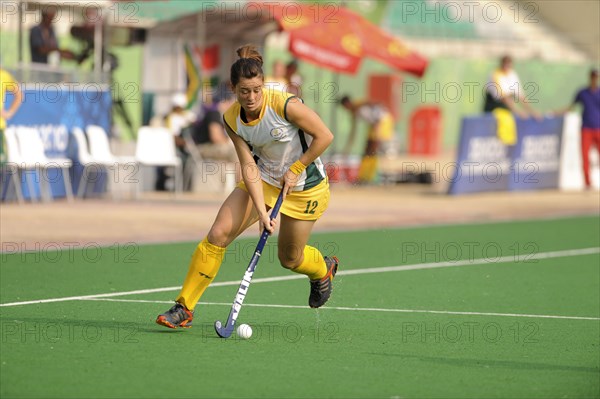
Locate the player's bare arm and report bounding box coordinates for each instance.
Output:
[226,124,275,233]
[282,98,333,195]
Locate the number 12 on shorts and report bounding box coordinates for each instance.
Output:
[304,200,318,214]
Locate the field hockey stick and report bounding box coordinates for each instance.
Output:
[215,189,285,338]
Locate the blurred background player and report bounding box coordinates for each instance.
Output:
[156,44,338,329]
[555,68,600,189]
[339,95,395,184]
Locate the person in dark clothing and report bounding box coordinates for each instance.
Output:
[192,87,237,164]
[30,7,75,64]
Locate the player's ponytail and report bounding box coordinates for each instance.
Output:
[230,44,264,86]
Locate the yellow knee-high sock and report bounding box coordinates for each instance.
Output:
[291,246,327,280]
[358,155,378,182]
[176,237,226,311]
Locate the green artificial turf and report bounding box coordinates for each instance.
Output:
[1,216,599,398]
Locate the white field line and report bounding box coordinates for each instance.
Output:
[1,247,599,308]
[81,298,600,321]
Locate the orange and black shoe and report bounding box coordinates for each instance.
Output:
[309,256,339,308]
[156,303,194,329]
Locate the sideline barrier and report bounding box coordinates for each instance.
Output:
[449,114,563,195]
[559,113,600,190]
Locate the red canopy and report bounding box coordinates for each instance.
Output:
[260,3,428,77]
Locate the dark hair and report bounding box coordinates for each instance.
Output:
[339,95,351,105]
[500,55,512,67]
[213,82,235,103]
[41,4,58,13]
[230,44,263,87]
[286,59,298,69]
[591,68,598,78]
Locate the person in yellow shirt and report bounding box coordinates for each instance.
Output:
[156,45,339,329]
[1,68,23,160]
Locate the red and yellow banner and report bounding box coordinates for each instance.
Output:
[258,2,427,76]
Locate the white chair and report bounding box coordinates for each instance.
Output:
[15,126,74,202]
[86,125,137,164]
[72,127,114,198]
[2,127,25,203]
[135,126,183,196]
[86,125,138,198]
[181,129,235,194]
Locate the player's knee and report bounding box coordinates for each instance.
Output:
[278,249,302,269]
[207,226,233,248]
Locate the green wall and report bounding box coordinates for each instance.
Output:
[105,45,143,140]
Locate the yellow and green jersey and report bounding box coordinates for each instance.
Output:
[223,88,326,191]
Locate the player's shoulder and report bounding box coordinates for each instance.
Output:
[264,87,295,105]
[491,69,504,80]
[507,70,520,80]
[264,88,302,120]
[223,102,241,131]
[574,87,591,100]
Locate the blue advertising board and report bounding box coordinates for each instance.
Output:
[449,114,563,195]
[509,117,563,191]
[448,115,513,195]
[2,84,112,200]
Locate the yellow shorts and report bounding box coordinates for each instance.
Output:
[238,178,330,221]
